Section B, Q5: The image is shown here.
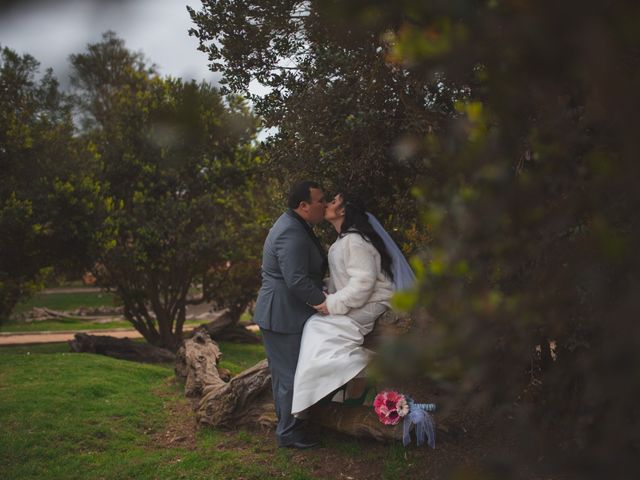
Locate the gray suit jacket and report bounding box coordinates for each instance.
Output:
[253,210,327,334]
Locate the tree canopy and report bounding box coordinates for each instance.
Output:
[189,0,456,240]
[189,0,640,475]
[0,47,99,322]
[69,33,268,350]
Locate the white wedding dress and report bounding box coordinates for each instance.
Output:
[291,232,394,415]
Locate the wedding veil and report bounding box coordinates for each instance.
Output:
[366,212,416,291]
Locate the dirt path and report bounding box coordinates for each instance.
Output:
[0,328,143,346]
[40,287,103,294]
[0,324,259,346]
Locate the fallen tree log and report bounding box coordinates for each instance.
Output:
[176,330,276,427]
[363,308,413,350]
[211,324,262,344]
[174,319,446,443]
[191,310,262,344]
[198,358,276,429]
[197,310,235,337]
[309,403,403,442]
[175,330,227,398]
[69,333,175,363]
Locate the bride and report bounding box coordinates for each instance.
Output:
[291,193,415,416]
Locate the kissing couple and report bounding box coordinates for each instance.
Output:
[253,181,415,449]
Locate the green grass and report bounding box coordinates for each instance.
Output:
[217,341,266,374]
[0,341,435,480]
[0,349,172,479]
[12,290,117,314]
[0,341,265,369]
[2,290,120,330]
[2,289,207,333]
[0,317,204,333]
[0,343,71,355]
[0,317,131,332]
[0,342,317,480]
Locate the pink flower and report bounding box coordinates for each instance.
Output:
[373,391,407,425]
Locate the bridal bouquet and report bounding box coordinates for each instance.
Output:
[373,390,409,425]
[373,390,436,448]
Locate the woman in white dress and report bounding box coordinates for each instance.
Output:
[291,193,402,416]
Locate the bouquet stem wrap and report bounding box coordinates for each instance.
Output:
[402,401,436,448]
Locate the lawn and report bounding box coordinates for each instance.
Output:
[0,317,205,333]
[0,341,265,376]
[0,291,478,479]
[0,342,319,480]
[12,290,118,314]
[1,290,121,332]
[0,342,446,480]
[0,317,132,333]
[1,289,208,333]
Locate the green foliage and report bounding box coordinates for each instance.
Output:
[190,0,640,475]
[350,0,639,476]
[68,33,268,350]
[0,33,272,343]
[189,0,451,242]
[69,31,157,132]
[0,47,100,323]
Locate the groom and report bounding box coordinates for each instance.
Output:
[253,180,327,449]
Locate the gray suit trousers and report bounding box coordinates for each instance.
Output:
[260,328,306,446]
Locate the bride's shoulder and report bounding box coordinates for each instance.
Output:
[338,232,370,248]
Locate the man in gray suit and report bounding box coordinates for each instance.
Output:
[253,181,327,449]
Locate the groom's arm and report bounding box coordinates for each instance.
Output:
[275,227,325,307]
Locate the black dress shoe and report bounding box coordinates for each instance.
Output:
[282,439,319,449]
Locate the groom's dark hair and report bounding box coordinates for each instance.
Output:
[288,180,321,209]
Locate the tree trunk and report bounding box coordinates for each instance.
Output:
[175,329,227,398]
[175,330,275,426]
[191,309,261,344]
[197,359,276,429]
[69,333,176,363]
[120,299,184,352]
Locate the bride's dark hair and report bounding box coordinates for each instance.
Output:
[337,193,394,282]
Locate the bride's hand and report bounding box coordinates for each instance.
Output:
[312,300,329,315]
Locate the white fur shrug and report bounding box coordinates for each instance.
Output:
[325,232,394,315]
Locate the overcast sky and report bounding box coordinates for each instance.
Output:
[0,0,222,89]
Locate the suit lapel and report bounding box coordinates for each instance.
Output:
[287,210,328,276]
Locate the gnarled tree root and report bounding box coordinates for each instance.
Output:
[175,318,444,443]
[69,333,176,363]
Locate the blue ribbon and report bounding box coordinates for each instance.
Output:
[402,400,436,448]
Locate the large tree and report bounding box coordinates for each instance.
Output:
[188,1,458,241]
[70,33,268,350]
[0,47,98,322]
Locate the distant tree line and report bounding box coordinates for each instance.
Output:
[0,33,276,351]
